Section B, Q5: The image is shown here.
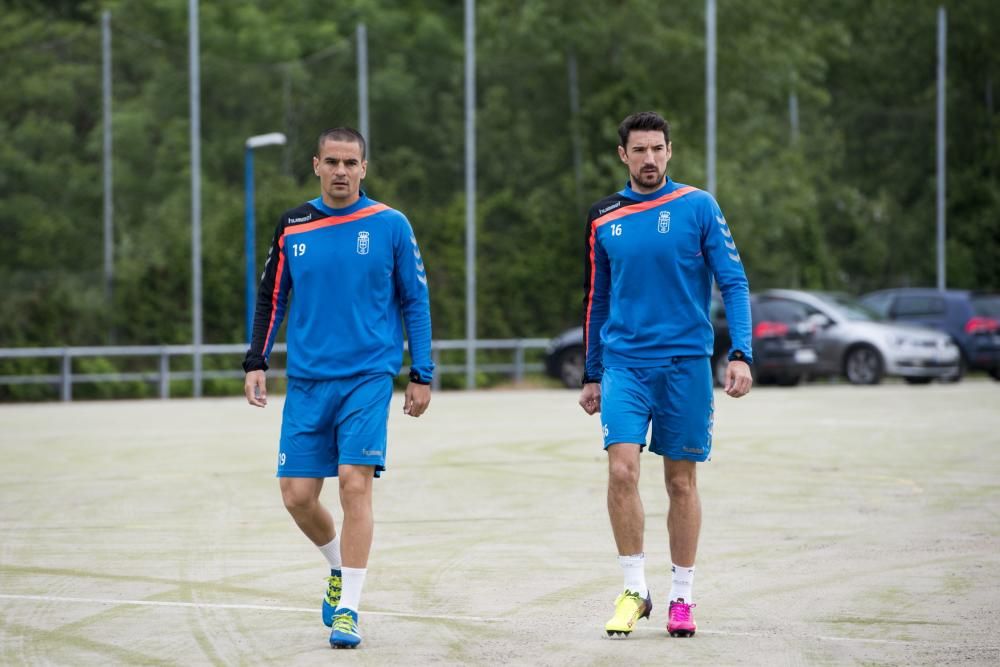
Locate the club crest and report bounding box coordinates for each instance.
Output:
[357,230,370,255]
[657,210,671,234]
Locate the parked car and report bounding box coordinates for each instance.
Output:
[859,288,1000,380]
[757,289,960,384]
[543,294,819,388]
[544,326,587,388]
[711,295,819,387]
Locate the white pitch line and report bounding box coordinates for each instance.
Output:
[4,594,996,651]
[700,628,905,642]
[813,633,997,649]
[0,593,499,623]
[695,628,998,650]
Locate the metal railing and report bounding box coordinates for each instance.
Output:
[0,339,551,401]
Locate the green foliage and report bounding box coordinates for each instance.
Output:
[1,0,998,375]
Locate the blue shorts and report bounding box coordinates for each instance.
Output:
[600,359,714,461]
[278,373,393,478]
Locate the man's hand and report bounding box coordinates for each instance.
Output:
[724,361,753,398]
[403,382,431,417]
[578,382,602,415]
[245,370,267,407]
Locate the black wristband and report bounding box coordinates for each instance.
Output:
[408,369,430,385]
[242,354,269,373]
[727,350,751,365]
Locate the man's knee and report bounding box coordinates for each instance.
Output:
[338,466,374,504]
[665,465,698,499]
[608,446,641,489]
[280,478,320,514]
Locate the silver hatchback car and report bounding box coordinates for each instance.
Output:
[758,290,960,384]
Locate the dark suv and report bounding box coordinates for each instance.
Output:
[859,288,1000,379]
[543,294,818,388]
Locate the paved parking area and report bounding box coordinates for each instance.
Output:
[1,381,998,665]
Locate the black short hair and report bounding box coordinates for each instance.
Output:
[618,111,670,149]
[316,127,367,159]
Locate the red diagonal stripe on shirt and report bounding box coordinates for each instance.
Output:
[591,186,697,228]
[285,202,390,236]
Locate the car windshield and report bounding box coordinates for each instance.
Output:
[754,299,810,324]
[814,293,882,321]
[972,295,1000,317]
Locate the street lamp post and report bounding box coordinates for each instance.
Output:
[245,132,287,342]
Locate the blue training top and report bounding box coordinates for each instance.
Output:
[243,192,434,382]
[582,178,752,383]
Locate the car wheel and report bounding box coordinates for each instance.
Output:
[990,367,1000,382]
[843,345,884,385]
[557,347,584,389]
[903,377,934,385]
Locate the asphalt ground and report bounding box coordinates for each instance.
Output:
[1,380,998,665]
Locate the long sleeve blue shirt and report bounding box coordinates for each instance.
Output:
[583,178,751,382]
[243,192,434,382]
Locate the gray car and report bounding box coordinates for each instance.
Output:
[757,290,960,384]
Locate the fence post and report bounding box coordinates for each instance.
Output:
[159,348,170,399]
[60,350,72,401]
[432,347,441,391]
[513,341,525,384]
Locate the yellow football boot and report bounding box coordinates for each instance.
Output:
[605,590,653,637]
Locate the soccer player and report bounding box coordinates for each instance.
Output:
[242,127,433,649]
[579,111,752,639]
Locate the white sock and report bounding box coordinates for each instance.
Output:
[318,536,342,571]
[618,553,648,598]
[669,563,695,603]
[338,567,367,612]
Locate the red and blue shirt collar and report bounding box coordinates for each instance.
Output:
[620,177,683,202]
[309,190,373,217]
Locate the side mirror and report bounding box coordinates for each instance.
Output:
[806,313,833,329]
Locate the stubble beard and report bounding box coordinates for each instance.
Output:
[328,180,354,199]
[633,166,666,190]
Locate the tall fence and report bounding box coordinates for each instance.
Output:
[0,339,551,401]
